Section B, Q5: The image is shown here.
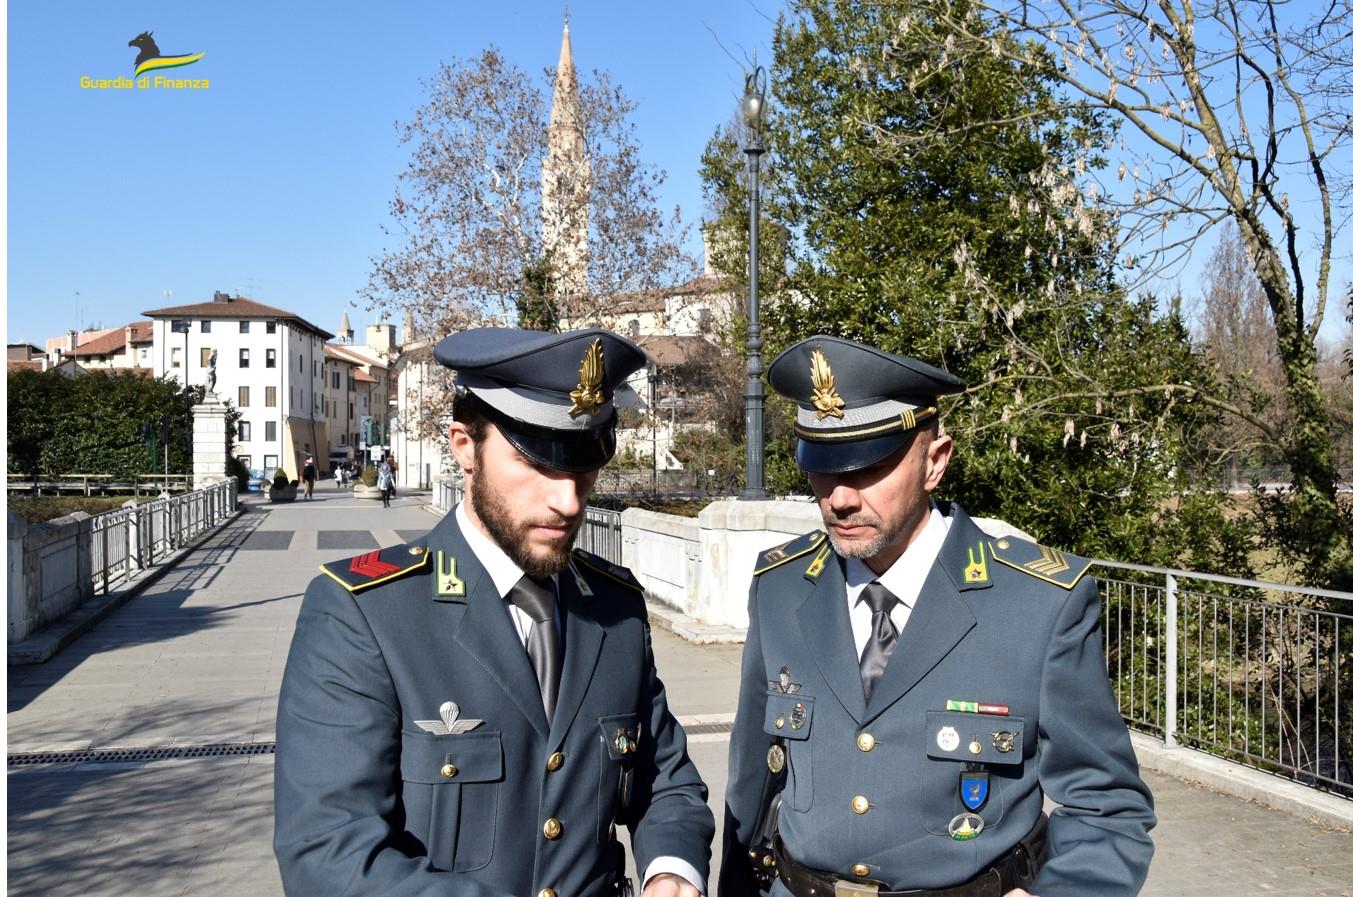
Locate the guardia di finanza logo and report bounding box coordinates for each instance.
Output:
[80,30,208,90]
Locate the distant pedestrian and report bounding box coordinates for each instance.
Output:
[301,458,317,500]
[376,458,393,508]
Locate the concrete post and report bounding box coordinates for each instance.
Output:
[8,512,31,642]
[124,499,143,573]
[192,394,230,491]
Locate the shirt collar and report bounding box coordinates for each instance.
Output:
[455,502,532,600]
[843,503,951,608]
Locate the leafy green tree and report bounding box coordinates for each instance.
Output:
[7,370,201,479]
[701,0,1248,571]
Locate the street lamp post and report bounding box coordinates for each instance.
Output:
[739,66,769,501]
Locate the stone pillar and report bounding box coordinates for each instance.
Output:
[192,393,230,490]
[9,512,31,643]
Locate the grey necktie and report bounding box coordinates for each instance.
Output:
[508,575,563,723]
[859,581,900,703]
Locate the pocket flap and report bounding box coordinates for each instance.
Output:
[764,693,814,741]
[400,729,504,784]
[925,710,1025,765]
[598,713,640,760]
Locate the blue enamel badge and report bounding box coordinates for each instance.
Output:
[960,769,989,812]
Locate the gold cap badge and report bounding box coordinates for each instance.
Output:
[568,338,607,417]
[809,347,845,419]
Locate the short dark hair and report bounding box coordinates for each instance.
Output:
[453,391,492,443]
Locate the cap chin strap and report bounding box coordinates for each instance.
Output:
[793,405,937,442]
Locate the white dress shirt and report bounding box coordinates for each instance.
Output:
[842,504,952,659]
[454,504,705,894]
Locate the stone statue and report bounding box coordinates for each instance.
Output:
[206,349,218,395]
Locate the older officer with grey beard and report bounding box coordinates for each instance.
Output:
[721,336,1154,897]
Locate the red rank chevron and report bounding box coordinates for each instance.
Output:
[349,551,400,579]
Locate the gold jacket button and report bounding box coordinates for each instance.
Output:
[851,795,870,814]
[856,732,876,752]
[774,716,785,729]
[852,864,870,877]
[546,751,565,772]
[440,763,458,779]
[538,889,557,897]
[542,817,563,840]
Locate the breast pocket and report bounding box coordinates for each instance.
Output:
[920,711,1025,835]
[596,713,639,842]
[400,729,504,871]
[764,692,814,812]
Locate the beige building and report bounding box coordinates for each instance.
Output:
[66,322,155,372]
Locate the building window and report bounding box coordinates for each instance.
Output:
[340,433,348,446]
[266,322,277,334]
[265,421,277,442]
[298,356,303,372]
[264,453,278,471]
[238,386,250,407]
[239,348,250,368]
[265,386,276,407]
[171,320,189,334]
[200,348,212,368]
[314,360,320,377]
[240,321,250,334]
[201,320,212,333]
[266,349,276,368]
[237,454,251,470]
[171,347,182,369]
[349,402,354,418]
[238,421,251,442]
[333,371,340,388]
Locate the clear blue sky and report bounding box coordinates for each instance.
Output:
[7,1,1347,348]
[7,0,780,344]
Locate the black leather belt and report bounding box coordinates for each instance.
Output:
[775,815,1046,897]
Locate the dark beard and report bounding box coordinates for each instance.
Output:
[469,461,579,578]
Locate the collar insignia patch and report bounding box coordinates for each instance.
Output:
[436,551,466,597]
[963,542,989,584]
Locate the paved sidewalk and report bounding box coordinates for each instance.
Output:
[8,481,1352,896]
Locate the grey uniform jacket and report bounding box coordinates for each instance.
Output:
[274,509,714,897]
[721,502,1154,897]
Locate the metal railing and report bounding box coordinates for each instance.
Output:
[1096,560,1353,796]
[6,473,196,496]
[577,507,623,564]
[432,478,622,564]
[87,480,238,595]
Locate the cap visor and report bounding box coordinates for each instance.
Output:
[495,423,616,473]
[795,430,915,474]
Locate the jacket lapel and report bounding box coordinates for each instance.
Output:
[796,553,867,724]
[547,563,605,750]
[861,506,987,724]
[429,512,550,738]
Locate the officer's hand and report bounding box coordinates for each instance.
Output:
[642,872,702,897]
[1003,890,1037,897]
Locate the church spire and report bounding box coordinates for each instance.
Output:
[542,17,591,304]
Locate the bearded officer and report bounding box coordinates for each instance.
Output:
[275,327,714,897]
[720,335,1154,897]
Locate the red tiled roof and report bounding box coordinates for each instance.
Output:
[142,296,333,339]
[323,345,361,364]
[640,335,722,367]
[7,359,43,373]
[69,322,153,358]
[354,370,378,383]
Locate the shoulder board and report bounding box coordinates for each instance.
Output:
[754,530,827,575]
[988,537,1091,590]
[572,549,644,592]
[319,545,432,594]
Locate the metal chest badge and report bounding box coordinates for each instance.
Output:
[789,702,807,731]
[948,811,985,841]
[767,743,785,774]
